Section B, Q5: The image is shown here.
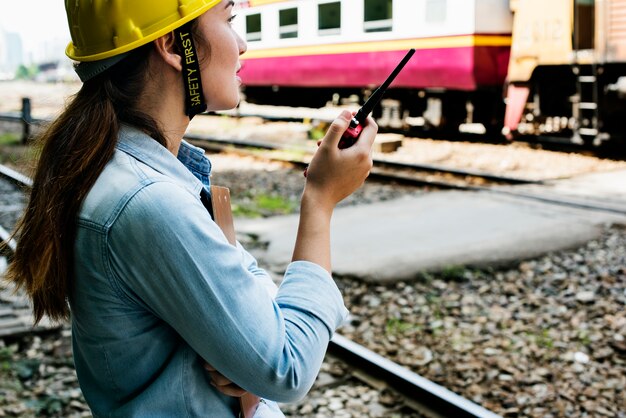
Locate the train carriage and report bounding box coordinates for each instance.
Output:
[234,0,626,147]
[505,0,626,146]
[233,0,513,132]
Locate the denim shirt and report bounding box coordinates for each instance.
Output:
[70,125,349,417]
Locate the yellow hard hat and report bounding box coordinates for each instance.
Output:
[65,0,222,62]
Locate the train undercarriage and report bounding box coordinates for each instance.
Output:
[242,85,506,138]
[243,63,626,150]
[509,64,626,148]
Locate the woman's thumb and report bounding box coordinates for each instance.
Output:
[323,110,353,148]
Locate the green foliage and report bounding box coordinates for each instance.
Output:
[525,329,555,349]
[385,317,419,335]
[307,121,330,141]
[440,265,467,281]
[14,64,39,80]
[14,359,41,380]
[25,395,64,415]
[256,194,295,212]
[0,346,14,362]
[536,329,554,349]
[231,204,262,218]
[0,132,20,145]
[232,193,297,218]
[577,330,591,346]
[0,139,39,171]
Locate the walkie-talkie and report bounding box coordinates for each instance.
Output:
[338,48,415,149]
[303,49,415,177]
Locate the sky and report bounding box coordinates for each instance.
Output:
[0,0,70,62]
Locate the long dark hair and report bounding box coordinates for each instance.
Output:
[3,43,167,324]
[3,21,208,325]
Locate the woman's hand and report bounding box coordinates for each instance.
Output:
[204,363,248,397]
[291,110,377,272]
[303,110,377,210]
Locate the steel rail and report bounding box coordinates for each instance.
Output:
[330,334,502,418]
[0,111,595,187]
[0,112,622,214]
[211,110,318,123]
[183,133,540,186]
[186,137,483,190]
[373,159,542,185]
[0,164,503,417]
[0,224,16,254]
[0,107,536,188]
[183,135,626,215]
[0,164,33,188]
[0,165,29,255]
[0,165,28,256]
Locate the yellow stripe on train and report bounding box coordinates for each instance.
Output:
[248,0,289,5]
[242,35,512,60]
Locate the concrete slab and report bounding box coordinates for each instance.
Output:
[236,190,626,283]
[502,168,626,212]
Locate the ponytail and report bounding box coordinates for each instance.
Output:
[4,43,167,324]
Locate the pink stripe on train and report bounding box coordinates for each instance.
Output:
[240,47,510,91]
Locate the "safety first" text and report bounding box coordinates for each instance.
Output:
[178,32,202,107]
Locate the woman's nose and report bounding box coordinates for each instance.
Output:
[237,32,247,55]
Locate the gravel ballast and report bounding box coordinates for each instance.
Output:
[1,81,625,417]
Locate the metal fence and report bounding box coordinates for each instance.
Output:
[0,98,50,144]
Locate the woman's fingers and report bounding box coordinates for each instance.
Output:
[208,371,247,397]
[203,362,248,397]
[210,381,247,397]
[207,370,232,386]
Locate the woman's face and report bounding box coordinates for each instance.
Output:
[197,0,247,111]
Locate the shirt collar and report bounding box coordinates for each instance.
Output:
[177,138,212,185]
[115,124,209,196]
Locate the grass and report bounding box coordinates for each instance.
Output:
[439,265,468,281]
[0,132,21,145]
[577,330,592,346]
[385,317,420,335]
[524,329,555,349]
[0,130,39,173]
[232,193,298,218]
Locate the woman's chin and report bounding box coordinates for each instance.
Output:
[207,95,241,112]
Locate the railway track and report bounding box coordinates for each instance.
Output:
[3,105,624,217]
[183,133,626,217]
[208,108,626,158]
[0,166,53,340]
[183,132,541,189]
[2,108,624,215]
[0,164,502,418]
[0,164,27,255]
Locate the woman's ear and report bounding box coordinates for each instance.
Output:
[153,32,182,72]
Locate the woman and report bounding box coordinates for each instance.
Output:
[5,0,376,416]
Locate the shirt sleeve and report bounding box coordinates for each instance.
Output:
[107,181,348,402]
[236,241,279,299]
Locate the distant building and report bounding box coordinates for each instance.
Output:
[0,27,24,80]
[32,36,68,65]
[35,59,79,83]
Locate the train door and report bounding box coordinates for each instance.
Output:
[572,0,602,143]
[573,0,595,51]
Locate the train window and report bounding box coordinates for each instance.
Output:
[425,0,446,23]
[364,0,392,32]
[246,14,262,42]
[279,8,298,39]
[319,2,341,36]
